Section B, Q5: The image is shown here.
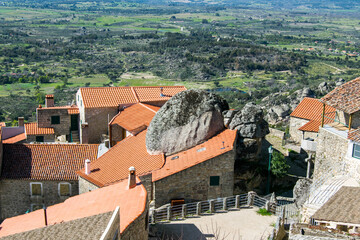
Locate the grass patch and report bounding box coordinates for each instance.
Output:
[257,208,272,216]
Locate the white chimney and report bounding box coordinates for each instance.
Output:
[85,159,91,175]
[128,166,136,189]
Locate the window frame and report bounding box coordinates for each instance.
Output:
[353,142,360,159]
[209,176,220,186]
[30,182,43,196]
[58,182,72,197]
[51,115,60,125]
[35,135,44,142]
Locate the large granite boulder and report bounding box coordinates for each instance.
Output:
[227,102,269,138]
[146,89,229,155]
[293,178,312,208]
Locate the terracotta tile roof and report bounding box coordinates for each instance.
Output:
[79,87,138,108]
[25,123,55,135]
[290,97,335,132]
[67,106,79,115]
[2,133,26,143]
[110,103,159,133]
[79,86,186,108]
[133,86,187,102]
[348,128,360,142]
[1,144,99,181]
[0,178,147,238]
[45,94,54,98]
[312,186,360,224]
[152,129,237,182]
[77,130,165,187]
[321,77,360,114]
[1,211,114,240]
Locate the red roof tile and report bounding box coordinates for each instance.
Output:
[321,77,360,114]
[110,103,159,133]
[67,106,79,115]
[348,128,360,142]
[290,97,335,132]
[25,123,54,135]
[1,144,99,181]
[77,130,164,187]
[2,133,26,144]
[152,129,237,182]
[0,178,147,237]
[79,86,186,108]
[133,86,187,102]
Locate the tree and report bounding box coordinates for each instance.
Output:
[271,150,290,178]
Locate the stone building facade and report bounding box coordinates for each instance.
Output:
[313,127,360,182]
[0,179,78,220]
[121,201,149,240]
[289,117,310,143]
[78,176,99,194]
[37,108,71,136]
[26,134,55,143]
[153,150,236,207]
[336,110,360,129]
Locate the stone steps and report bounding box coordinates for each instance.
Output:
[71,131,80,143]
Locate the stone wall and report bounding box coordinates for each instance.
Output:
[101,208,120,240]
[139,173,153,201]
[303,131,318,141]
[289,117,308,143]
[110,124,126,146]
[336,110,360,129]
[83,107,118,143]
[26,134,55,143]
[37,108,71,136]
[78,176,99,194]
[0,179,78,220]
[269,128,285,140]
[121,201,148,240]
[314,127,360,182]
[153,150,235,207]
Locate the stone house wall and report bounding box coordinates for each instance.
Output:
[336,110,360,129]
[153,150,235,208]
[110,124,126,146]
[139,173,153,201]
[37,108,71,136]
[26,134,55,143]
[0,179,78,220]
[303,131,318,141]
[289,117,308,143]
[78,176,99,194]
[314,127,360,182]
[121,200,148,240]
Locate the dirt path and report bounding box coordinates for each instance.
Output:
[150,207,276,240]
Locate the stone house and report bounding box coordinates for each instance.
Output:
[77,130,165,197]
[152,129,238,207]
[76,86,186,144]
[0,176,149,240]
[311,186,360,234]
[0,143,99,220]
[109,103,159,146]
[289,97,335,151]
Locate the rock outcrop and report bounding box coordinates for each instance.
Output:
[146,89,229,155]
[293,178,312,208]
[226,102,269,139]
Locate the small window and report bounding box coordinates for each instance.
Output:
[30,182,42,196]
[51,116,60,124]
[58,182,71,197]
[210,176,220,186]
[31,203,44,212]
[353,143,360,159]
[36,136,44,142]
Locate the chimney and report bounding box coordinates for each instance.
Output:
[85,159,91,175]
[18,117,24,127]
[128,166,136,189]
[45,94,54,108]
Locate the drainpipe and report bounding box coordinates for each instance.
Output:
[321,103,325,128]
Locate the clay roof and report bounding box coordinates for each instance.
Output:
[348,128,360,142]
[2,133,26,143]
[77,130,165,187]
[79,86,186,108]
[37,105,79,115]
[312,186,360,224]
[1,144,99,181]
[25,123,54,135]
[321,77,360,114]
[290,97,336,132]
[152,129,237,182]
[110,103,160,133]
[0,178,147,238]
[0,211,114,240]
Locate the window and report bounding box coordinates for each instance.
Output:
[58,182,71,197]
[35,136,44,142]
[30,182,42,196]
[353,143,360,159]
[31,203,44,212]
[210,176,220,186]
[51,116,60,124]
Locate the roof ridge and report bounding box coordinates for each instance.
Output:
[139,103,157,113]
[130,87,140,103]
